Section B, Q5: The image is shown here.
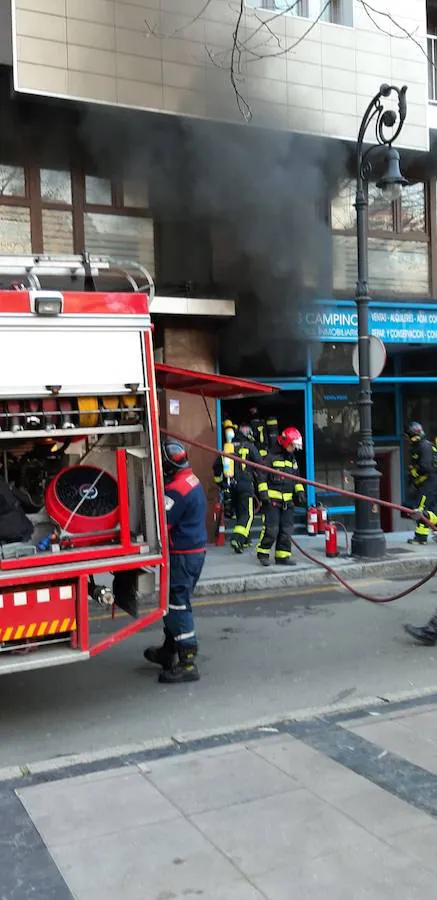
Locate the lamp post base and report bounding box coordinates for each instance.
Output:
[351,472,386,560]
[351,527,386,559]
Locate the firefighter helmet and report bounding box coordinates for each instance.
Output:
[278,426,303,452]
[405,421,425,441]
[161,439,189,478]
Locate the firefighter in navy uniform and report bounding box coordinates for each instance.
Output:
[405,421,437,545]
[256,426,306,567]
[144,439,207,683]
[213,424,267,553]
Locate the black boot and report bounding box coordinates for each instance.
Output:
[158,646,200,683]
[404,620,437,646]
[144,633,177,670]
[275,557,297,567]
[258,555,271,567]
[230,538,244,554]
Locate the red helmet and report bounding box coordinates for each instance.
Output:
[277,427,303,452]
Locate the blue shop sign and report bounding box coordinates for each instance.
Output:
[299,305,437,343]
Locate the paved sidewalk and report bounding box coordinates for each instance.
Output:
[7,694,437,899]
[196,531,437,596]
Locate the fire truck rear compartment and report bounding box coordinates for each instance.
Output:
[0,257,166,672]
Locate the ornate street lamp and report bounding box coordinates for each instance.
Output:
[351,83,408,559]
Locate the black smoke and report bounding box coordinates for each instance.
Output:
[79,105,348,374]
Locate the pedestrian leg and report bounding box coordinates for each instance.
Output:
[159,551,205,684]
[231,489,254,553]
[409,494,430,545]
[257,503,280,566]
[275,505,296,566]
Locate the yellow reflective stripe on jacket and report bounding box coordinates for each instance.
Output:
[268,489,294,501]
[294,483,305,493]
[258,481,268,493]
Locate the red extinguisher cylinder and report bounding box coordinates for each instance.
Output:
[317,504,328,533]
[307,506,319,536]
[325,523,338,558]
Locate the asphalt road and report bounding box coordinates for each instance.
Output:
[2,575,437,769]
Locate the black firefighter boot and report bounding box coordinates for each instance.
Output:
[159,646,200,684]
[144,632,177,670]
[404,614,437,646]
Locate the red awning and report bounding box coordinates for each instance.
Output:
[154,363,278,400]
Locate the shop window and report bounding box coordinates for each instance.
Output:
[312,343,355,375]
[313,384,358,504]
[0,206,31,252]
[42,210,74,254]
[40,169,72,205]
[123,180,149,209]
[85,175,112,206]
[84,212,155,272]
[372,391,395,436]
[400,349,437,376]
[403,389,437,441]
[0,165,25,197]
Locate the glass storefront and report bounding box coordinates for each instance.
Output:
[218,311,437,531]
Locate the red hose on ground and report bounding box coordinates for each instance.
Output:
[162,428,437,603]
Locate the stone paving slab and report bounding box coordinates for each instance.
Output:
[12,698,437,900]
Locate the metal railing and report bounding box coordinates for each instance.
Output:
[428,34,437,102]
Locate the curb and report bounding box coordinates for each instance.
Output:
[195,555,436,596]
[3,683,437,785]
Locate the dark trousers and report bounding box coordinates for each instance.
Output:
[164,551,205,649]
[231,487,254,548]
[257,503,294,560]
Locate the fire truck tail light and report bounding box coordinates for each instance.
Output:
[30,290,64,317]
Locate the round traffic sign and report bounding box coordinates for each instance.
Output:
[352,335,387,380]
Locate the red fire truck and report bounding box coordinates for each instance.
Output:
[0,253,276,676]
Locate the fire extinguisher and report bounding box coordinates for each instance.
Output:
[325,523,339,558]
[213,497,226,547]
[317,504,328,533]
[307,506,319,536]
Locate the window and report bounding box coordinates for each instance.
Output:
[246,0,352,24]
[245,0,308,16]
[84,214,154,270]
[40,169,72,204]
[312,343,355,375]
[0,165,25,197]
[0,164,153,271]
[85,175,112,206]
[331,179,430,297]
[0,207,31,252]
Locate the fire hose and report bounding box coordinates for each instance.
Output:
[161,428,437,604]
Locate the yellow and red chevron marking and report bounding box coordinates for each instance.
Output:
[0,618,77,642]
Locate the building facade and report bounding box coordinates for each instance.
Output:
[0,0,436,530]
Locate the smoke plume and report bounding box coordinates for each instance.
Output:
[80,105,348,374]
